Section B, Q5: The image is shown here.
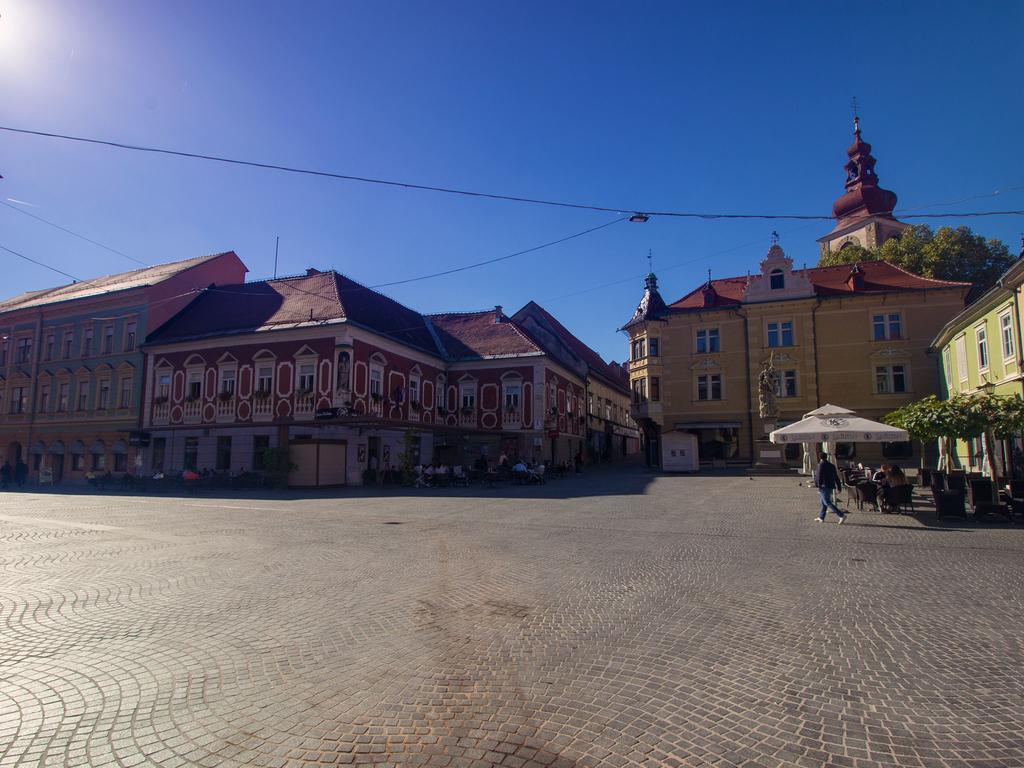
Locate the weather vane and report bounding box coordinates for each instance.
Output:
[770,230,779,246]
[851,96,860,132]
[647,248,653,274]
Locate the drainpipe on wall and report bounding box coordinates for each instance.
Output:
[811,299,822,408]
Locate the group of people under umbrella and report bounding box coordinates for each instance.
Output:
[769,403,911,523]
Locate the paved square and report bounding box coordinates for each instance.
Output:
[1,468,1023,768]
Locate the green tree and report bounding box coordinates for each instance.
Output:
[260,446,296,489]
[818,225,1013,291]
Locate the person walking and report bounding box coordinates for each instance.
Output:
[814,452,846,524]
[14,458,28,489]
[0,460,11,490]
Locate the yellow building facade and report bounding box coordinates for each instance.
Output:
[623,120,969,469]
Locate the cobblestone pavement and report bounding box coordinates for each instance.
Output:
[1,468,1023,768]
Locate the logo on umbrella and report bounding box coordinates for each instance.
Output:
[824,417,848,428]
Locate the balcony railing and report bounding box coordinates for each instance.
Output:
[294,394,315,419]
[501,408,521,429]
[183,399,202,424]
[253,396,274,422]
[458,409,477,428]
[152,401,170,425]
[216,396,236,422]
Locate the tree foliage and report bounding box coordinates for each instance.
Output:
[818,224,1014,291]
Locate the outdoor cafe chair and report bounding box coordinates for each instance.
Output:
[853,481,879,512]
[966,478,1011,522]
[882,484,915,514]
[1004,479,1024,521]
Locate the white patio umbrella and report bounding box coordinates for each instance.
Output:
[797,405,858,473]
[770,409,909,465]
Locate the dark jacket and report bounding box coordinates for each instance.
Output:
[814,459,841,490]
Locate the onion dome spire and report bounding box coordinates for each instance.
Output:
[831,115,898,225]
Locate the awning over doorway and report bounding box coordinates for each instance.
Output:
[48,441,65,455]
[69,441,85,454]
[30,441,45,454]
[89,439,106,455]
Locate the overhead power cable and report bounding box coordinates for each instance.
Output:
[0,199,149,267]
[2,125,1022,221]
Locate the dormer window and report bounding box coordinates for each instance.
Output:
[769,269,785,290]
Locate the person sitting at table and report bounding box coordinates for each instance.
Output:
[872,464,890,483]
[886,464,909,486]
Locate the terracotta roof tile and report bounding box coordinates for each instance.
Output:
[669,260,969,310]
[427,310,542,360]
[0,252,237,313]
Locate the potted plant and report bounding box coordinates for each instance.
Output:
[218,390,234,402]
[409,400,421,411]
[461,406,474,416]
[371,392,382,404]
[153,395,169,405]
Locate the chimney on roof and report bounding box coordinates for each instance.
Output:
[306,268,321,276]
[494,305,503,323]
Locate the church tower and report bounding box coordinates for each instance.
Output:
[817,116,908,258]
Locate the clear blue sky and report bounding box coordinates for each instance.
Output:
[2,0,1022,361]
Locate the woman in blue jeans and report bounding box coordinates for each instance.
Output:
[814,452,846,523]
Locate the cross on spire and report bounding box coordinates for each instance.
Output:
[770,230,780,246]
[647,248,653,274]
[851,96,861,134]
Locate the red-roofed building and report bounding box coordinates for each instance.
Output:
[0,252,247,483]
[139,270,635,485]
[622,120,971,470]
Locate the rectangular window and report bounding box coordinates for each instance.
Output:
[9,386,26,414]
[253,435,270,470]
[648,338,659,357]
[436,380,445,410]
[77,383,89,411]
[297,363,315,393]
[219,369,236,396]
[216,436,232,471]
[650,376,660,402]
[696,328,720,354]
[942,348,953,388]
[151,437,166,472]
[776,369,797,398]
[369,368,383,397]
[39,383,50,412]
[1000,312,1014,360]
[16,337,32,364]
[124,322,137,352]
[503,382,521,410]
[113,453,128,472]
[632,378,647,403]
[875,365,907,394]
[767,321,793,348]
[976,325,989,370]
[97,380,111,410]
[873,313,903,341]
[63,332,73,359]
[103,325,114,354]
[955,336,968,382]
[157,373,171,400]
[91,452,106,471]
[119,375,132,408]
[631,338,646,361]
[183,437,199,471]
[697,374,722,401]
[82,327,93,356]
[72,453,85,471]
[256,366,273,396]
[408,377,420,407]
[45,334,55,360]
[58,382,69,411]
[0,338,6,366]
[186,375,201,401]
[460,383,477,411]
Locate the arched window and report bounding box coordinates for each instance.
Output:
[769,269,785,290]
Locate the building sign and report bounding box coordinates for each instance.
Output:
[315,406,351,420]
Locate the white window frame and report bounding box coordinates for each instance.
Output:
[256,365,274,397]
[1000,311,1014,361]
[976,324,989,372]
[875,364,908,395]
[219,367,237,397]
[776,369,798,398]
[696,373,722,401]
[97,378,111,410]
[503,381,522,410]
[766,320,793,348]
[955,335,968,383]
[119,375,132,408]
[872,313,903,341]
[942,347,952,389]
[408,375,421,407]
[369,365,384,398]
[296,363,316,394]
[696,327,720,354]
[460,381,477,411]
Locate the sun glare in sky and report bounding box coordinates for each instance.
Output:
[0,0,45,78]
